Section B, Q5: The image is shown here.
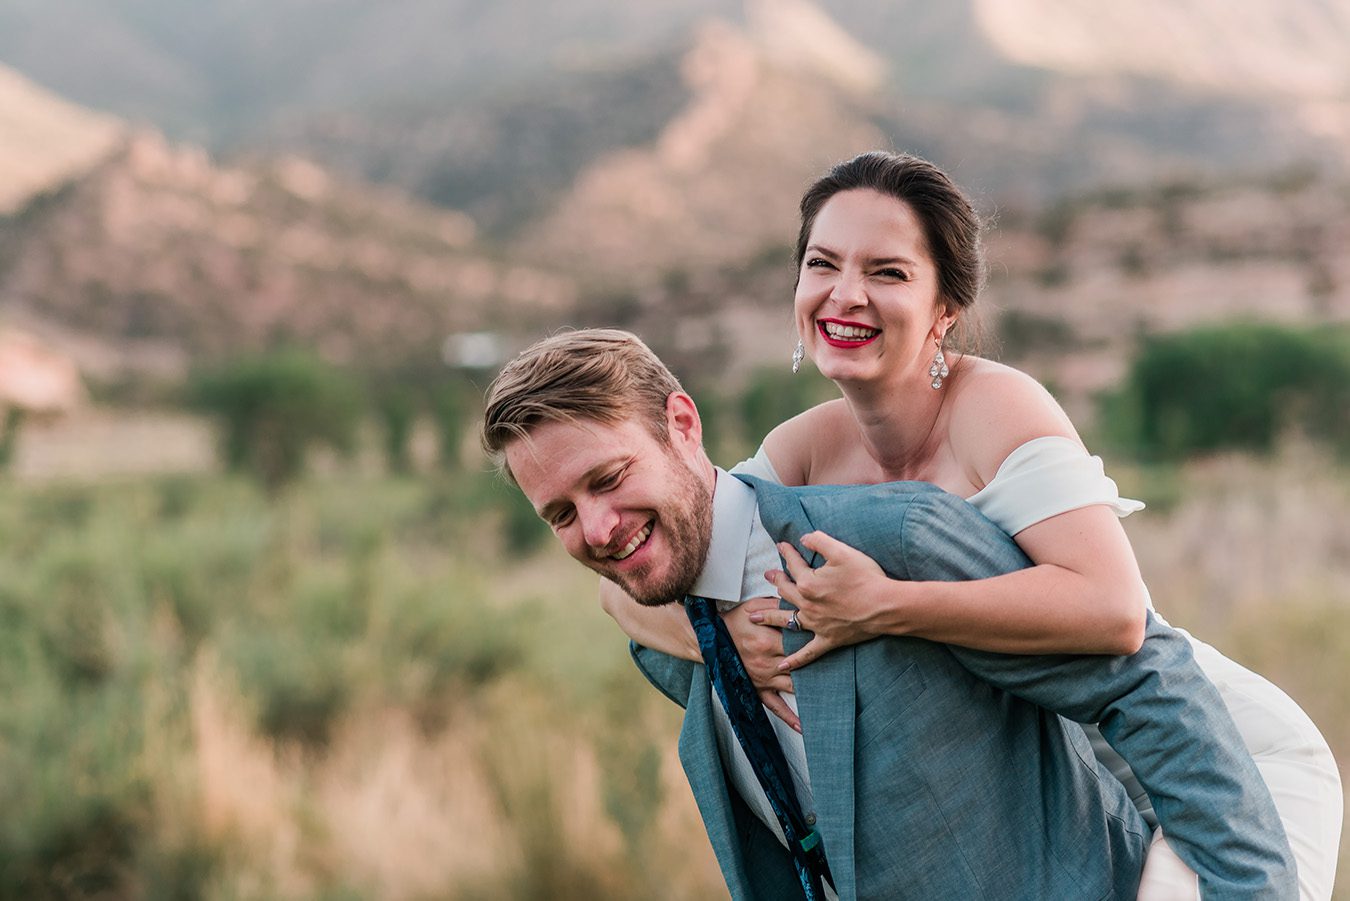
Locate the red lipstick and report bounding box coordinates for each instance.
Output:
[817,318,880,349]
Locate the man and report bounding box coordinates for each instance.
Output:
[480,329,1295,900]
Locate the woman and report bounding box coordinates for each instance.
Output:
[603,151,1342,899]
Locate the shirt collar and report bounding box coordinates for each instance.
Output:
[689,467,757,603]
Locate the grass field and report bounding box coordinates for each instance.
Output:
[0,443,1345,898]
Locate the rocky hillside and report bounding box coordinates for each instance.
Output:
[516,10,888,281]
[0,64,123,215]
[5,0,1345,228]
[985,171,1350,418]
[977,0,1350,102]
[0,132,577,381]
[1,2,1347,411]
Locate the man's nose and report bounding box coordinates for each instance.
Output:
[579,500,620,551]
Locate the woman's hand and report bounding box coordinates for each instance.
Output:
[724,597,800,733]
[754,531,895,672]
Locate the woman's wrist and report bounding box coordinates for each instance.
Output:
[869,575,925,638]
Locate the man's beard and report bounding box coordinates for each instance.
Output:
[603,453,713,606]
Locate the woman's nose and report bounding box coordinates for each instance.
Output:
[829,270,867,309]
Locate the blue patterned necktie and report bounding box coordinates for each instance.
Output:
[685,595,833,899]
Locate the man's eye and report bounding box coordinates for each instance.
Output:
[551,509,575,528]
[597,467,627,490]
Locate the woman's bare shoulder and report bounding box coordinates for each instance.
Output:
[761,399,854,486]
[945,357,1081,485]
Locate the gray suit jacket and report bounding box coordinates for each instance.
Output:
[633,477,1295,900]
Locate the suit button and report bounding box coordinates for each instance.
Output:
[805,812,817,826]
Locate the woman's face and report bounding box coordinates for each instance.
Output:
[794,189,953,388]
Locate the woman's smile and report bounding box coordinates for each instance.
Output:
[818,318,880,348]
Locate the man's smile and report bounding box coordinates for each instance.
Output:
[606,521,653,562]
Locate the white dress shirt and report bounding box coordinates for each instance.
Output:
[690,467,832,894]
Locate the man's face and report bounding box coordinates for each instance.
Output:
[506,402,713,606]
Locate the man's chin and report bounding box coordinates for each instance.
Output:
[601,571,687,607]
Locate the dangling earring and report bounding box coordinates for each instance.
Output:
[791,339,804,374]
[929,336,949,389]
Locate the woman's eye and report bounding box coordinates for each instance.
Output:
[878,268,909,281]
[805,258,833,269]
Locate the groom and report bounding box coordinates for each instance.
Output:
[481,329,1295,900]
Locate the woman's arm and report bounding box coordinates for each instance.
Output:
[759,504,1147,670]
[756,365,1149,665]
[599,578,700,661]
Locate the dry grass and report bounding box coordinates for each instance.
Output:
[176,648,723,900]
[1119,443,1350,898]
[3,444,1344,898]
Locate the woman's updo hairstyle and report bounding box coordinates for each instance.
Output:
[796,151,986,350]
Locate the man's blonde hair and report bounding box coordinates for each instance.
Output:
[480,329,684,479]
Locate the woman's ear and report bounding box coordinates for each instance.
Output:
[933,302,959,342]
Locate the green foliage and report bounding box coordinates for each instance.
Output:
[189,352,363,493]
[431,376,476,471]
[0,470,557,894]
[374,384,418,475]
[0,407,23,472]
[737,366,840,454]
[1102,323,1350,460]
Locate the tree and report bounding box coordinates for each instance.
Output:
[1102,323,1350,460]
[0,408,23,473]
[189,352,362,493]
[432,376,476,471]
[373,384,418,475]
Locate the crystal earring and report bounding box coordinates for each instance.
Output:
[928,337,949,389]
[791,339,804,374]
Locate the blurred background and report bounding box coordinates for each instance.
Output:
[1,0,1349,897]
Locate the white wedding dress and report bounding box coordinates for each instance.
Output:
[741,437,1343,899]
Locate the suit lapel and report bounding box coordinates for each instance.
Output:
[744,476,859,900]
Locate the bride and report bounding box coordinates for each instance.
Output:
[604,151,1343,898]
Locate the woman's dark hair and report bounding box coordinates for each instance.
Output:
[796,152,986,333]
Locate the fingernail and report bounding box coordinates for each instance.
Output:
[749,613,763,623]
[776,662,789,672]
[793,722,803,734]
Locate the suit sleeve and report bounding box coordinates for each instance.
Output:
[630,641,697,710]
[894,491,1297,900]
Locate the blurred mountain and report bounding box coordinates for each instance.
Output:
[0,65,124,215]
[0,126,576,382]
[3,0,1347,235]
[0,0,734,144]
[2,0,1348,399]
[976,0,1350,104]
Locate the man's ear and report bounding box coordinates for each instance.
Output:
[665,392,703,455]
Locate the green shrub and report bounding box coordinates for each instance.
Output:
[0,408,23,472]
[431,376,477,470]
[737,366,839,453]
[375,384,418,474]
[1102,323,1350,460]
[189,351,363,493]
